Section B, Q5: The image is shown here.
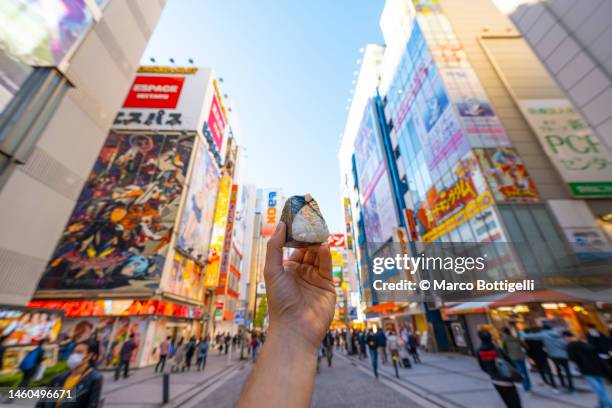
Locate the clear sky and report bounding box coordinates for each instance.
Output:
[143,0,384,232]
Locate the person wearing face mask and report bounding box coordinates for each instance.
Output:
[37,340,102,408]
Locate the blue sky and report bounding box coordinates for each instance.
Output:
[144,0,384,232]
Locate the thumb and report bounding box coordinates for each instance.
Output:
[264,222,286,280]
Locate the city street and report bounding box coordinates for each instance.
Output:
[92,348,612,408]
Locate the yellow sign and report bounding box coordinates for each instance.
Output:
[422,191,493,242]
[137,66,198,74]
[205,176,232,287]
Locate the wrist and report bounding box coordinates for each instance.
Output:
[266,325,320,356]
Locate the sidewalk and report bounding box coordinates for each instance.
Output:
[347,350,612,408]
[100,350,246,407]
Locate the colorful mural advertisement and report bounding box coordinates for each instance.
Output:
[164,252,204,301]
[176,141,220,262]
[518,99,612,197]
[354,101,385,200]
[218,184,239,292]
[411,155,493,242]
[0,0,93,67]
[205,176,232,287]
[362,171,398,251]
[474,147,539,203]
[0,309,62,345]
[38,132,194,292]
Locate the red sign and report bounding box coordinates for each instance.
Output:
[327,233,346,248]
[207,94,226,152]
[123,75,185,109]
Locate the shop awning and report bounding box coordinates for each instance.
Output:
[490,289,590,307]
[364,302,408,315]
[445,301,492,314]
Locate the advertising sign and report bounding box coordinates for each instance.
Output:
[362,169,399,251]
[328,233,347,248]
[0,309,62,345]
[207,93,226,152]
[38,132,194,292]
[0,0,93,67]
[474,147,539,203]
[164,252,204,302]
[219,184,239,282]
[205,176,232,288]
[176,141,220,261]
[261,189,282,237]
[354,101,385,200]
[518,99,612,197]
[114,66,212,133]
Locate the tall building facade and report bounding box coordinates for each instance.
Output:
[0,0,167,306]
[495,0,612,157]
[340,0,612,353]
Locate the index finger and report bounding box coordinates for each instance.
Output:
[316,244,332,281]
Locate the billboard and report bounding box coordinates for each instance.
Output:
[518,99,612,197]
[0,309,62,346]
[0,0,93,67]
[176,140,220,261]
[362,171,398,250]
[218,184,239,290]
[354,101,385,200]
[205,176,232,287]
[114,66,212,133]
[38,132,194,292]
[474,147,539,203]
[328,233,346,248]
[206,92,226,153]
[261,189,281,237]
[164,252,204,302]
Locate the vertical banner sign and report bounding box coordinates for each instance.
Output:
[205,177,232,288]
[518,99,612,197]
[261,189,281,237]
[207,93,226,153]
[219,185,239,289]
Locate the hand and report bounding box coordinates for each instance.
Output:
[264,222,336,351]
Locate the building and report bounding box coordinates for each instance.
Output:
[340,0,612,354]
[494,0,612,158]
[26,64,236,368]
[0,0,167,307]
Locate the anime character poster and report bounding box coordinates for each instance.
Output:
[38,132,194,292]
[0,310,62,345]
[164,252,204,302]
[176,141,220,262]
[59,317,115,367]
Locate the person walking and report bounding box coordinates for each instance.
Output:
[358,330,367,360]
[476,330,522,408]
[387,331,401,377]
[114,333,136,381]
[564,330,612,408]
[376,329,388,364]
[586,323,612,379]
[522,331,556,388]
[502,327,531,392]
[155,336,171,373]
[521,324,573,392]
[407,331,421,364]
[171,338,185,373]
[184,336,196,371]
[36,341,102,408]
[196,336,210,371]
[322,330,334,367]
[224,333,231,355]
[366,329,379,378]
[250,332,259,363]
[19,338,47,387]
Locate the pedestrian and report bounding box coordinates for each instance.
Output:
[196,336,210,371]
[586,323,612,379]
[114,333,136,381]
[224,332,231,355]
[376,329,388,364]
[476,330,522,408]
[366,328,379,378]
[171,338,185,373]
[521,323,573,392]
[250,332,259,363]
[502,327,531,392]
[407,331,421,363]
[358,330,367,359]
[36,340,102,408]
[19,338,47,387]
[564,330,612,408]
[522,330,556,388]
[387,330,400,376]
[322,330,334,367]
[184,336,196,371]
[155,336,171,373]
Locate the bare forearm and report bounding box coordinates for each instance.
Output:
[237,329,318,408]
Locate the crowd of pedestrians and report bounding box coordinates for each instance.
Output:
[476,322,612,408]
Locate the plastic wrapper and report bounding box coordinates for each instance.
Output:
[280,194,329,248]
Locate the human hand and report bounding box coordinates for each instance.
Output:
[264,222,336,352]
